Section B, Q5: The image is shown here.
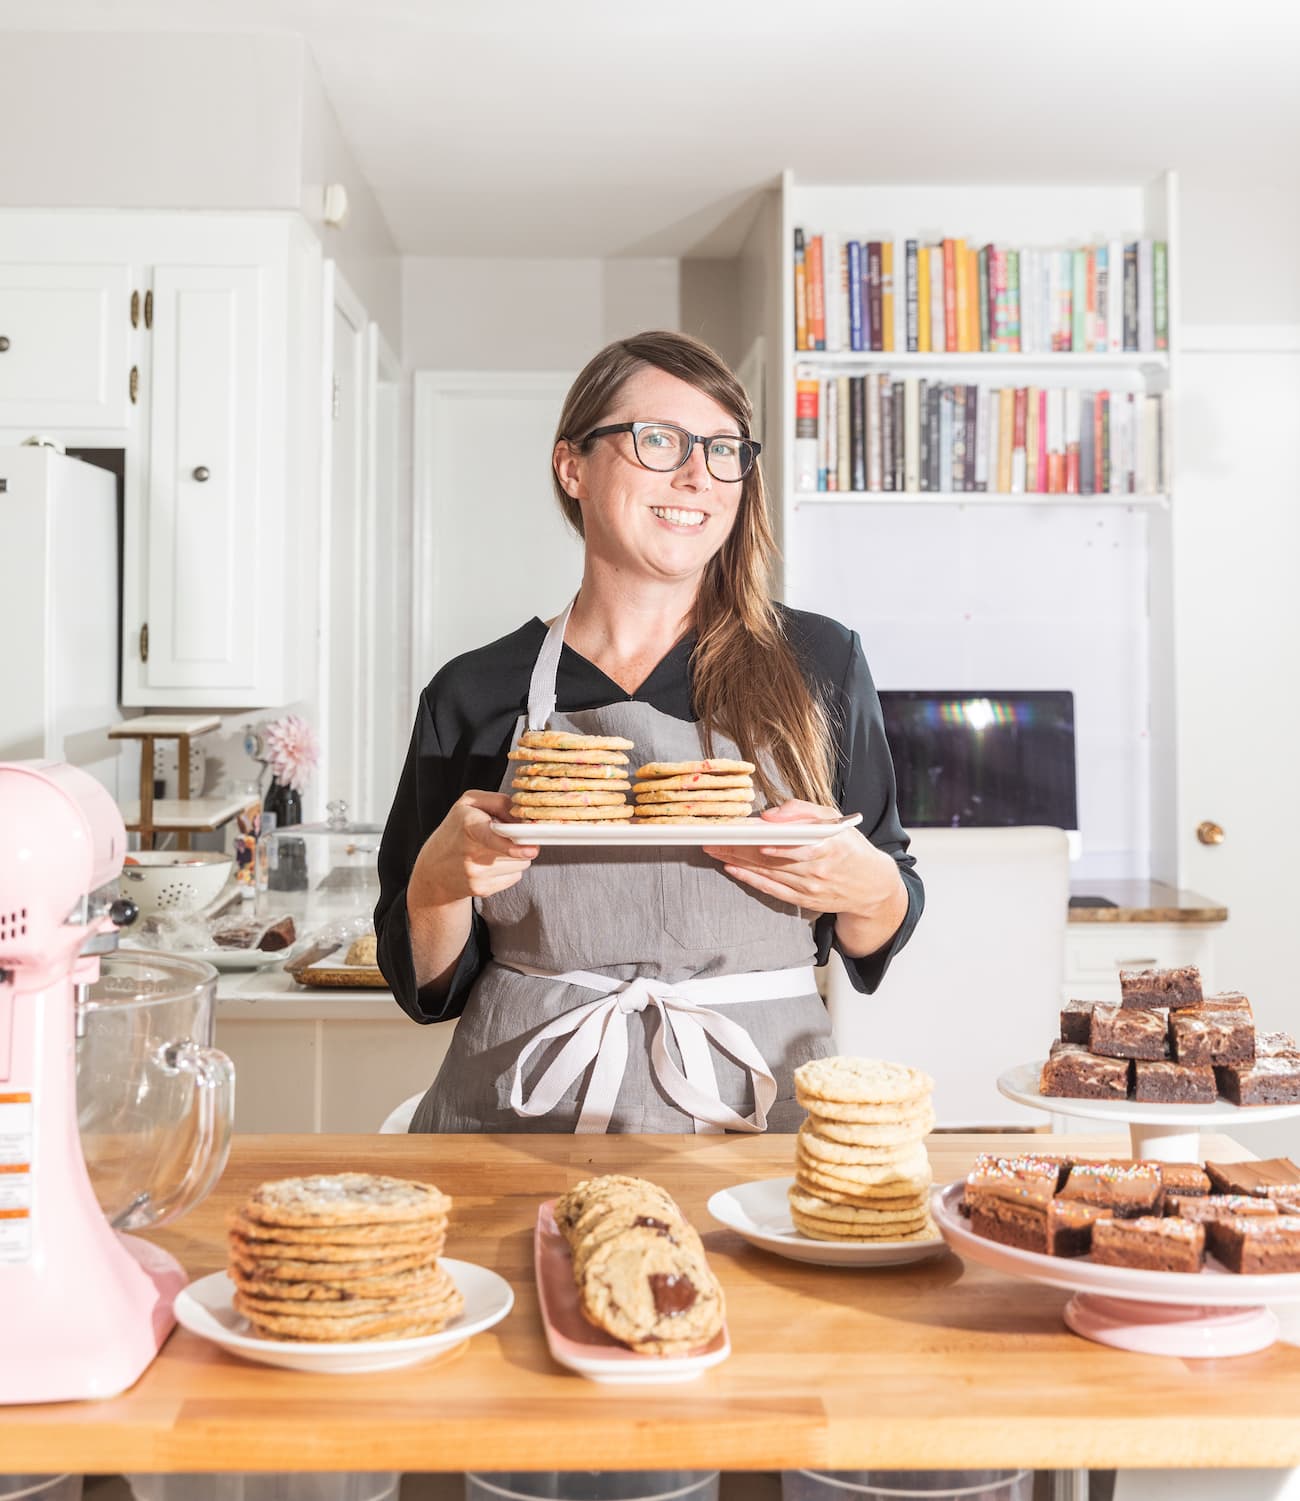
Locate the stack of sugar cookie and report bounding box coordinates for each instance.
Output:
[789,1056,938,1243]
[227,1172,463,1342]
[553,1173,725,1355]
[506,729,635,823]
[630,758,756,824]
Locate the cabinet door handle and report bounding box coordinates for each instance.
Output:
[192,466,210,482]
[0,336,9,352]
[1116,958,1160,969]
[1197,821,1225,845]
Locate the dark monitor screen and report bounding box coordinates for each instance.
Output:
[877,690,1078,831]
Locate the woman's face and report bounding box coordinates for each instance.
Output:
[556,366,745,586]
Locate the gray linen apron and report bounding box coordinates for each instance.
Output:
[409,603,834,1134]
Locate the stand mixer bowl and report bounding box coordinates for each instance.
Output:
[77,950,235,1231]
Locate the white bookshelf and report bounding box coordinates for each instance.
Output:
[766,169,1180,885]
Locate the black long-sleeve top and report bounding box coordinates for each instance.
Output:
[375,607,924,1023]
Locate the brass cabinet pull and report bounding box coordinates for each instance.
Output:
[192,466,210,482]
[0,336,9,352]
[139,622,149,663]
[144,289,153,329]
[131,290,140,328]
[129,365,139,403]
[1196,821,1225,846]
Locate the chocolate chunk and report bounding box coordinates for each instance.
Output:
[634,1216,672,1233]
[648,1272,697,1316]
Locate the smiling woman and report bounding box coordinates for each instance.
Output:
[375,329,925,1135]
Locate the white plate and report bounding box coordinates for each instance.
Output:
[706,1176,947,1268]
[173,1258,513,1373]
[931,1181,1300,1306]
[489,812,863,848]
[119,937,287,972]
[999,1060,1300,1128]
[534,1202,729,1383]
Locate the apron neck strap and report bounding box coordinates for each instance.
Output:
[527,595,577,730]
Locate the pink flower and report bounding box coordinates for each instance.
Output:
[263,714,319,794]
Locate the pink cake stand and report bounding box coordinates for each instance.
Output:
[932,1182,1298,1357]
[997,1060,1300,1163]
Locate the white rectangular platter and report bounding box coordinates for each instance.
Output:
[489,812,863,848]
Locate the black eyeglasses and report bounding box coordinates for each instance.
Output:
[577,421,761,482]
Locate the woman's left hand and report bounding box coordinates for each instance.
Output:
[702,799,906,936]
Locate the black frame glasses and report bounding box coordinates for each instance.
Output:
[577,421,761,482]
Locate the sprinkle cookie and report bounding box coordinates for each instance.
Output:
[507,747,629,765]
[510,803,635,821]
[631,801,754,819]
[633,773,754,792]
[634,787,753,803]
[511,789,629,806]
[518,730,634,751]
[635,759,755,779]
[513,763,630,780]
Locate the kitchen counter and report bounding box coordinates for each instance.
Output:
[1068,880,1227,924]
[4,1130,1299,1473]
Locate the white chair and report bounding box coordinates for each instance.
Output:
[378,1092,423,1133]
[826,826,1069,1128]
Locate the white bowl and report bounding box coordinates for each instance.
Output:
[118,851,234,916]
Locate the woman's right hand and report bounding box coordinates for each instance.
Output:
[409,790,540,908]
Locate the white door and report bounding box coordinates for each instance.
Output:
[368,328,407,812]
[0,263,132,429]
[320,265,370,818]
[1174,345,1300,1022]
[144,264,262,692]
[411,372,582,689]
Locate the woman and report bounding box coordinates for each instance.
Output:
[376,330,923,1133]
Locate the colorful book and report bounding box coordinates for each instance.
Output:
[1072,250,1087,353]
[849,375,866,490]
[1025,385,1039,494]
[1011,387,1027,492]
[807,235,826,351]
[1006,250,1022,354]
[881,241,895,354]
[836,375,852,492]
[1122,243,1138,352]
[1094,246,1109,354]
[847,241,864,352]
[942,239,958,353]
[794,366,819,492]
[905,240,919,353]
[977,246,991,354]
[1138,239,1155,354]
[794,229,808,351]
[1153,242,1169,352]
[1107,239,1124,354]
[916,246,932,353]
[997,387,1015,493]
[866,241,883,353]
[822,376,836,489]
[904,378,921,492]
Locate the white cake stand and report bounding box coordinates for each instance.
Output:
[997,1060,1300,1163]
[932,1182,1300,1356]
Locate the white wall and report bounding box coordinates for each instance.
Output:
[401,256,679,370]
[1180,172,1300,324]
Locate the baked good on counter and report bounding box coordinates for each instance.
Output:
[1089,1003,1170,1060]
[1040,1043,1130,1100]
[1091,1216,1206,1273]
[1205,1216,1300,1273]
[789,1056,937,1242]
[1217,1058,1300,1105]
[552,1174,724,1356]
[507,730,633,824]
[1133,1060,1217,1104]
[211,913,297,952]
[343,933,378,967]
[1119,964,1204,1009]
[631,759,755,824]
[227,1172,461,1341]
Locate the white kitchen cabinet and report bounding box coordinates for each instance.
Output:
[0,211,323,712]
[0,262,132,429]
[1063,924,1217,1003]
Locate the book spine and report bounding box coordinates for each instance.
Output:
[905,240,919,352]
[1138,238,1155,354]
[1084,247,1097,353]
[942,238,958,352]
[1037,388,1050,493]
[867,241,883,353]
[939,385,955,493]
[1047,387,1063,493]
[837,375,853,492]
[807,235,826,351]
[1095,390,1108,493]
[974,384,991,492]
[1108,389,1121,491]
[847,241,864,352]
[1072,249,1087,353]
[954,240,972,353]
[849,375,866,491]
[1153,241,1169,351]
[822,375,835,490]
[997,387,1014,493]
[918,378,930,490]
[1065,388,1081,494]
[1094,245,1109,353]
[1011,387,1027,493]
[978,245,991,354]
[964,383,978,492]
[1020,248,1034,354]
[1107,239,1124,353]
[1123,243,1139,352]
[1007,249,1022,353]
[952,384,967,491]
[1025,383,1039,494]
[928,383,942,491]
[917,246,932,353]
[1046,252,1060,352]
[823,233,841,352]
[867,373,882,490]
[904,377,921,492]
[880,379,894,491]
[794,228,808,351]
[986,386,1001,493]
[1079,393,1095,494]
[881,241,895,353]
[794,365,819,492]
[894,380,907,490]
[894,241,908,353]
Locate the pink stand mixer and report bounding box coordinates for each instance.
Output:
[0,760,189,1401]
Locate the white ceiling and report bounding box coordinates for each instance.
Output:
[7,0,1300,258]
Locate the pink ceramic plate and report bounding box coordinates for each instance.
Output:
[534,1200,730,1384]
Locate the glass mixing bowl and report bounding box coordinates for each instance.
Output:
[76,949,235,1231]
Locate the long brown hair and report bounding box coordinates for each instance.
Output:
[552,331,836,808]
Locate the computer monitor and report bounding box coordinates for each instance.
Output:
[877,690,1078,835]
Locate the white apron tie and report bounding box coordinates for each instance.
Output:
[505,963,817,1134]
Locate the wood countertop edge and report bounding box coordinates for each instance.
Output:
[1068,905,1229,925]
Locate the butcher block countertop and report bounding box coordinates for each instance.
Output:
[3,1130,1297,1474]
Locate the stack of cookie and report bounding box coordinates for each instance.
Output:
[553,1173,725,1355]
[631,758,756,824]
[227,1172,463,1342]
[506,730,635,824]
[789,1056,938,1243]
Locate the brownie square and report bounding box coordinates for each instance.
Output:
[1059,1161,1164,1218]
[1204,990,1253,1015]
[968,1154,1072,1190]
[1119,965,1203,1010]
[1090,1004,1170,1061]
[1206,1215,1300,1274]
[1204,1159,1300,1198]
[1167,1193,1278,1224]
[1256,1031,1300,1059]
[1040,1046,1131,1101]
[1045,1198,1111,1257]
[964,1165,1057,1253]
[1157,1164,1212,1198]
[1169,1010,1256,1068]
[1133,1060,1217,1103]
[1092,1215,1205,1272]
[1060,1000,1097,1044]
[1217,1058,1300,1106]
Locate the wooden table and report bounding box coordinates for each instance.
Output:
[4,1131,1299,1474]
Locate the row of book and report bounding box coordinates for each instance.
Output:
[794,371,1167,497]
[793,230,1170,356]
